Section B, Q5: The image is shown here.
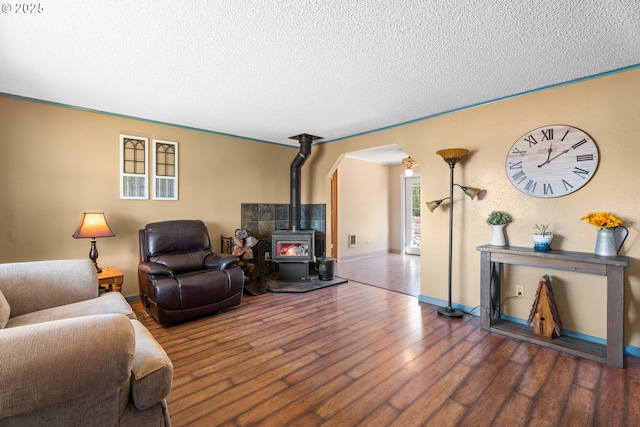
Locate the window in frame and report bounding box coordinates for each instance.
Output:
[120,135,149,199]
[153,139,178,200]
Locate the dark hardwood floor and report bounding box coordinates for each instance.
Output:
[131,276,640,427]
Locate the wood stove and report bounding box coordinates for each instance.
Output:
[271,133,322,281]
[272,229,315,281]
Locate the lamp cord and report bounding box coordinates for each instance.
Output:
[458,294,521,317]
[498,295,520,309]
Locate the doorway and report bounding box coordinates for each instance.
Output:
[404,175,421,255]
[330,144,415,259]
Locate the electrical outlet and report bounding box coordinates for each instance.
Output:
[515,285,524,299]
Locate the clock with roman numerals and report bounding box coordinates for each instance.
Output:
[506,125,599,198]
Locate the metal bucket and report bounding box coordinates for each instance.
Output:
[317,257,335,281]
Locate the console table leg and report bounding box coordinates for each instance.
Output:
[491,262,501,318]
[480,252,492,330]
[607,265,624,368]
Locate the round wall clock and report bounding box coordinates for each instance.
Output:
[505,124,599,198]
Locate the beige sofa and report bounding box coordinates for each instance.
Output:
[0,259,173,427]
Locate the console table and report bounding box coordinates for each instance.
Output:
[477,245,628,368]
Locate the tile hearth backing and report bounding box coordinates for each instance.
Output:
[237,203,326,271]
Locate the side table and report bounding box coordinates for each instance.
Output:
[97,267,124,293]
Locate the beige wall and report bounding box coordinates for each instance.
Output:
[336,157,390,259]
[0,96,295,296]
[387,164,404,254]
[306,67,640,348]
[2,66,640,348]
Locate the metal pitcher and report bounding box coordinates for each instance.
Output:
[594,226,628,256]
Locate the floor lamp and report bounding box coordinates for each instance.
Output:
[427,148,479,319]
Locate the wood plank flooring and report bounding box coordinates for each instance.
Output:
[334,253,420,297]
[131,281,640,427]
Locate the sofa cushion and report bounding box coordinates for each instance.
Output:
[129,320,173,411]
[0,291,9,329]
[0,259,98,318]
[149,250,206,274]
[6,292,134,328]
[0,314,135,420]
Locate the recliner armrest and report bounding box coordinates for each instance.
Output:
[138,261,173,277]
[205,253,239,270]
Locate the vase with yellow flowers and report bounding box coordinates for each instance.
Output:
[581,212,628,256]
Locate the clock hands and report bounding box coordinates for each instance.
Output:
[547,148,570,163]
[538,145,570,167]
[538,143,553,167]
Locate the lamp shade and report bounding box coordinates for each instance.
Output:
[426,199,446,213]
[461,186,480,200]
[72,212,115,239]
[436,148,469,165]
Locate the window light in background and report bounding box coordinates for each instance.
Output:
[72,212,115,273]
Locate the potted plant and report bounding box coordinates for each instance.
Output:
[486,211,511,246]
[532,223,553,251]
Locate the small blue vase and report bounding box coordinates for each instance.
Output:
[533,234,553,251]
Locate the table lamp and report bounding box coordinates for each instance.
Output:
[72,212,115,273]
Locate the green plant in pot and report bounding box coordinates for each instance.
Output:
[487,211,511,246]
[532,223,553,251]
[486,211,511,226]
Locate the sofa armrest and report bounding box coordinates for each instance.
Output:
[138,261,174,277]
[0,259,98,317]
[0,314,135,419]
[129,320,173,410]
[204,252,239,270]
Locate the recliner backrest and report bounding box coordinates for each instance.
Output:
[139,220,214,274]
[144,220,211,256]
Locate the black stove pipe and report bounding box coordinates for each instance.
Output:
[289,133,315,231]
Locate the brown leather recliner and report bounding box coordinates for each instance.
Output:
[138,220,244,324]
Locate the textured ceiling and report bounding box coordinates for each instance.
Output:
[1,1,639,147]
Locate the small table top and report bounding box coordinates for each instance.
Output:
[97,267,124,293]
[98,267,123,279]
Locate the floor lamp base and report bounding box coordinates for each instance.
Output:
[437,306,464,318]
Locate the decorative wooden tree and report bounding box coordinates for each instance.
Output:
[527,275,562,338]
